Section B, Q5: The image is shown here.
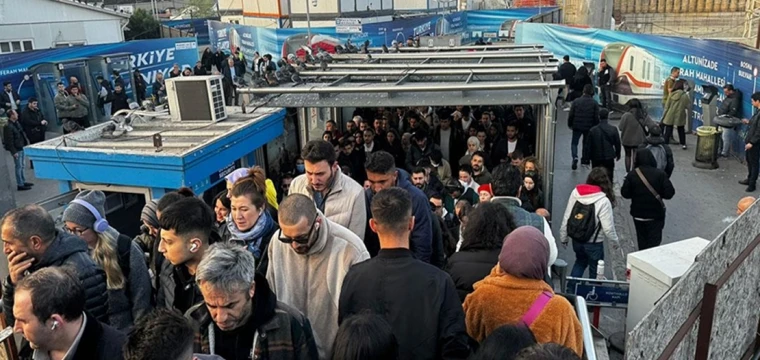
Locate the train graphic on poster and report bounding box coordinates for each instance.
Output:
[600,42,666,106]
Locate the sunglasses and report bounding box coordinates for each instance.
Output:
[278,214,318,244]
[429,203,443,211]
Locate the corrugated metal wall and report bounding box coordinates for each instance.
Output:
[614,0,745,13]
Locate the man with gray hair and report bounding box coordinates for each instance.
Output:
[267,194,369,359]
[188,242,319,360]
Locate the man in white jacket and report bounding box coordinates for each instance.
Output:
[289,140,367,239]
[559,167,619,281]
[267,194,369,359]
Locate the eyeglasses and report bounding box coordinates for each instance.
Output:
[278,214,318,244]
[64,226,89,237]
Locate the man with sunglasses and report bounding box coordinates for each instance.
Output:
[266,194,369,359]
[1,205,109,326]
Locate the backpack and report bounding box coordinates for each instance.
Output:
[647,144,668,171]
[566,201,601,243]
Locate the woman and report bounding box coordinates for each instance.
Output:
[182,67,193,77]
[214,190,231,234]
[459,136,482,167]
[559,167,618,280]
[463,226,583,356]
[295,157,305,175]
[68,86,90,129]
[225,166,279,218]
[619,99,657,173]
[323,131,334,143]
[621,148,675,250]
[661,79,690,150]
[63,190,152,330]
[385,128,406,169]
[201,48,214,71]
[221,169,279,273]
[520,172,545,212]
[446,203,517,301]
[478,183,493,203]
[332,313,399,360]
[567,66,592,102]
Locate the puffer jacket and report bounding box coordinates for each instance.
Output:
[568,94,600,131]
[718,92,741,118]
[559,184,618,245]
[446,248,502,302]
[69,94,90,118]
[3,120,28,154]
[288,168,366,239]
[3,231,108,324]
[54,92,77,119]
[661,90,690,127]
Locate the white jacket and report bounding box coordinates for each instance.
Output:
[559,185,619,244]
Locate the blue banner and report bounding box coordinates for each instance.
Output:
[163,18,217,46]
[516,22,760,154]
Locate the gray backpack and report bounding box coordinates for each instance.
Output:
[646,144,667,171]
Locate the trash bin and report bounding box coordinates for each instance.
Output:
[693,126,720,169]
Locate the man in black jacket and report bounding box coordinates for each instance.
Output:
[433,114,465,174]
[569,84,600,170]
[719,84,742,157]
[598,58,616,109]
[340,187,470,360]
[19,98,47,145]
[559,55,577,106]
[14,267,125,360]
[585,108,621,181]
[3,110,33,190]
[2,205,109,325]
[641,126,675,178]
[740,92,760,192]
[1,81,20,113]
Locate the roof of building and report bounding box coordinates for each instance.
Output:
[51,0,131,19]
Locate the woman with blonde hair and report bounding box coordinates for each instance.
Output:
[63,190,152,330]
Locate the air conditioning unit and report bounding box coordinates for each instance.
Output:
[166,75,227,122]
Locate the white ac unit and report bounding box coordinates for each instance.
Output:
[166,75,227,122]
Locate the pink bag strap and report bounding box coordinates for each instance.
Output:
[521,291,554,327]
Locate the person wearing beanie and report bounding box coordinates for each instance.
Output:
[134,200,159,270]
[463,226,583,356]
[63,190,153,330]
[584,107,621,181]
[478,183,493,204]
[640,125,675,178]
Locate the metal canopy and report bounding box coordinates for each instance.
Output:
[366,43,544,52]
[329,50,552,61]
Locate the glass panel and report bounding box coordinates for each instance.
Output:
[23,41,33,51]
[11,41,21,52]
[0,43,10,53]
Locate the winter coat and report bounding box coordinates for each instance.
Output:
[364,169,433,262]
[19,106,46,144]
[463,266,583,356]
[568,94,600,131]
[218,210,278,274]
[662,90,690,127]
[70,94,90,118]
[746,110,760,146]
[106,234,153,330]
[339,248,471,360]
[559,62,577,83]
[490,138,530,164]
[618,110,657,147]
[445,248,502,302]
[111,91,130,115]
[585,120,621,162]
[152,80,166,99]
[0,89,20,112]
[472,169,493,186]
[718,92,741,118]
[598,65,616,87]
[201,50,214,71]
[3,231,109,325]
[54,92,77,119]
[621,150,676,220]
[559,184,618,245]
[3,120,27,154]
[289,168,367,239]
[641,135,675,178]
[663,77,676,104]
[433,127,466,172]
[66,313,126,360]
[155,232,221,312]
[266,213,369,359]
[406,143,440,171]
[189,273,319,360]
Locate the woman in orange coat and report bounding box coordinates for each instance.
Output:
[463,226,583,356]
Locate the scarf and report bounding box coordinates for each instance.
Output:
[225,210,274,260]
[498,226,549,280]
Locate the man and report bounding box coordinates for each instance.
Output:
[598,58,616,109]
[3,110,33,190]
[491,122,530,164]
[339,188,470,360]
[111,83,130,115]
[221,58,240,105]
[133,69,148,104]
[362,128,385,155]
[96,75,114,118]
[559,55,577,105]
[1,81,20,113]
[568,84,601,170]
[66,76,86,96]
[266,194,369,359]
[508,105,536,152]
[585,108,621,181]
[433,114,465,173]
[443,178,477,213]
[741,92,760,192]
[719,84,742,157]
[289,140,367,239]
[663,67,680,105]
[169,63,182,78]
[345,119,357,134]
[471,151,492,185]
[337,138,366,183]
[411,166,438,199]
[278,173,294,203]
[157,197,215,313]
[490,164,557,272]
[14,267,124,360]
[152,72,166,101]
[189,243,319,359]
[365,151,433,261]
[125,309,212,360]
[193,60,208,76]
[19,97,48,145]
[406,129,439,171]
[54,82,76,126]
[2,205,108,325]
[642,126,674,179]
[430,150,453,184]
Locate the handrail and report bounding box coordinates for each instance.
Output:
[575,296,597,360]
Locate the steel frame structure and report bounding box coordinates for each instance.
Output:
[240,46,563,210]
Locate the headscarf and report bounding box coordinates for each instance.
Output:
[498,226,549,280]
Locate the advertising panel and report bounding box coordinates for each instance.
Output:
[163,18,217,45]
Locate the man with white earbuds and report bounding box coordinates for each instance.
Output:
[13,267,126,360]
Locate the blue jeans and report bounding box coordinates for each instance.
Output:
[571,129,589,163]
[13,150,26,187]
[571,241,604,280]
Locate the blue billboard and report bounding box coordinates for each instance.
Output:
[163,18,217,46]
[516,22,760,154]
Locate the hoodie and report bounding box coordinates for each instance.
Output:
[559,185,619,245]
[266,213,369,359]
[3,231,109,325]
[621,149,676,220]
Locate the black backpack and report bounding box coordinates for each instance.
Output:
[566,201,601,243]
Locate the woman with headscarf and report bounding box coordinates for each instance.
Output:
[520,171,545,212]
[459,136,482,167]
[463,226,583,356]
[446,203,517,302]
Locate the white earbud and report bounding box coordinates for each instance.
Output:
[190,244,198,251]
[51,321,59,330]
